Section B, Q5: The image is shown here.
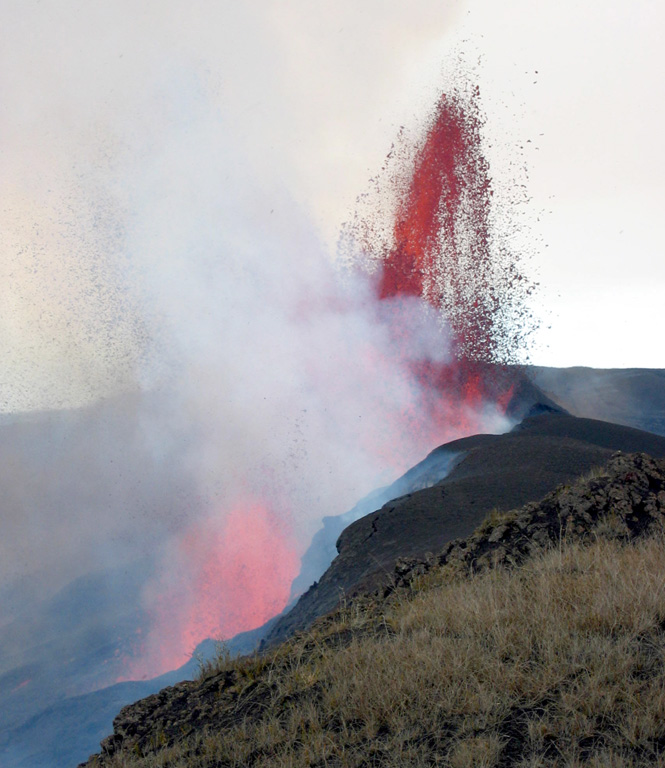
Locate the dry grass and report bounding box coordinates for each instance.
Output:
[573,465,609,486]
[475,507,519,536]
[101,534,665,767]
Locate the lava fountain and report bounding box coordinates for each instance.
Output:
[120,500,299,680]
[122,81,537,681]
[347,83,537,439]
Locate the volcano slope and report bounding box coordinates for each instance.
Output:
[82,449,665,767]
[265,409,665,646]
[530,366,665,436]
[1,369,664,768]
[285,365,665,606]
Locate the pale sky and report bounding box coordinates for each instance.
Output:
[1,0,664,412]
[461,0,665,367]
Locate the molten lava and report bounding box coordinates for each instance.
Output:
[121,501,298,679]
[372,86,535,406]
[380,92,494,356]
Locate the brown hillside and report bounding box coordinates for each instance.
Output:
[82,451,665,768]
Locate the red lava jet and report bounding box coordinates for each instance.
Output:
[379,91,498,351]
[363,84,537,417]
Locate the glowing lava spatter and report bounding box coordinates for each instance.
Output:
[380,91,495,358]
[366,84,537,406]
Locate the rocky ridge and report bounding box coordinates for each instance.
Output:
[265,412,665,646]
[389,450,665,591]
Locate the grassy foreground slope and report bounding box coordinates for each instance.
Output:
[84,453,665,768]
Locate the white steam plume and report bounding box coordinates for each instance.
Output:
[0,0,516,681]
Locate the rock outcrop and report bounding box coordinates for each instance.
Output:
[390,450,665,590]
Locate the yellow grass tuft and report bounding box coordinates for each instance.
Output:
[100,533,665,767]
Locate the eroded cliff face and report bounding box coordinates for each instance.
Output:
[81,449,665,767]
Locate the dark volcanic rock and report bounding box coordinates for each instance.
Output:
[390,450,665,589]
[288,443,463,599]
[265,412,665,645]
[283,362,565,607]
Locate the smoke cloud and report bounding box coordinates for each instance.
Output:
[1,0,520,684]
[1,0,466,411]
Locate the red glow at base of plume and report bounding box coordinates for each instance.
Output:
[119,502,298,680]
[176,503,298,651]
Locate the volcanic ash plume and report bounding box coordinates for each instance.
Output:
[118,77,537,680]
[0,13,536,685]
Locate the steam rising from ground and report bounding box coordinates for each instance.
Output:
[1,0,522,682]
[117,126,512,674]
